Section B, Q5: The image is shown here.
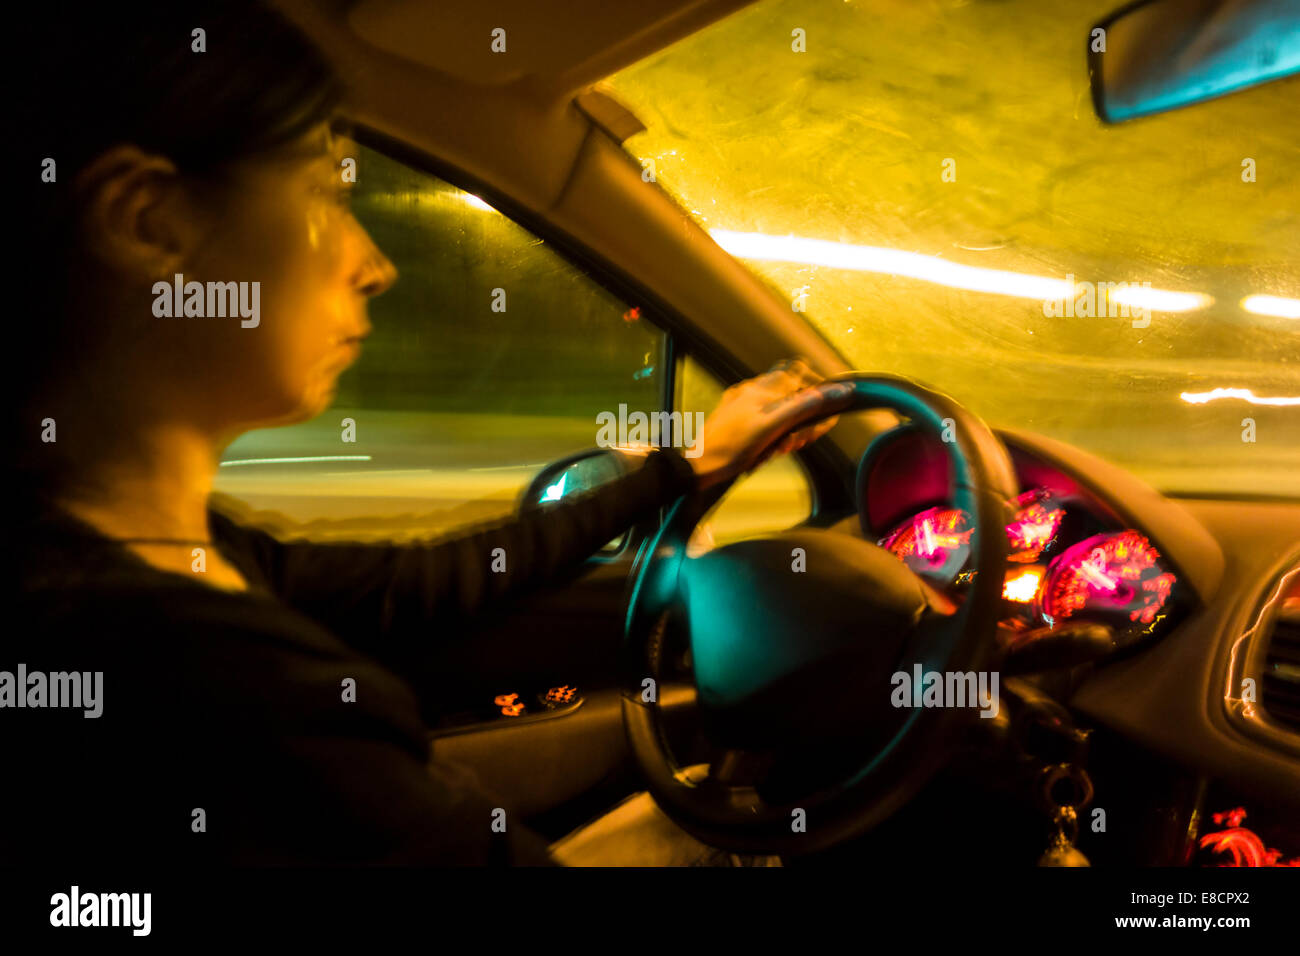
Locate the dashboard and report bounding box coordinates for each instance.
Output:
[849,421,1300,857]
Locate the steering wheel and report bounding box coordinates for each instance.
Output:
[622,374,1021,855]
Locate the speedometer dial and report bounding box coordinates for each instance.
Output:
[880,489,1066,590]
[879,506,973,587]
[1040,531,1176,627]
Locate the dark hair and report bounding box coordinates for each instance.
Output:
[17,0,345,506]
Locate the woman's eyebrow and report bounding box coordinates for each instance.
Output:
[273,128,334,165]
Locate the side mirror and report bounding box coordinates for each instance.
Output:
[521,448,629,510]
[1089,0,1300,123]
[521,449,632,554]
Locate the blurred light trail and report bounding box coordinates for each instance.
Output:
[710,230,1210,311]
[219,456,373,467]
[1107,286,1211,313]
[1179,388,1300,407]
[711,230,1070,300]
[1241,295,1300,319]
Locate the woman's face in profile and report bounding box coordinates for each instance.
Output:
[181,122,397,430]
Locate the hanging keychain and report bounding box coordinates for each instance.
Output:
[1038,763,1094,867]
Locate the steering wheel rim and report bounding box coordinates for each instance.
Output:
[621,374,1020,855]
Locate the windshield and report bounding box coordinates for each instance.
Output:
[607,0,1299,497]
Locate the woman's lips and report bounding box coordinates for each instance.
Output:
[326,334,366,371]
[335,331,369,352]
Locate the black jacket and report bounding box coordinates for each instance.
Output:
[4,448,697,865]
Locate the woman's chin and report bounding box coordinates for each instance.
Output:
[298,384,338,421]
[241,384,337,430]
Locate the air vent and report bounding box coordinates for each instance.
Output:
[1223,559,1300,756]
[1261,599,1300,730]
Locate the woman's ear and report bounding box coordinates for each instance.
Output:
[72,144,189,281]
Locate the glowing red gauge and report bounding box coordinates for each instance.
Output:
[1040,531,1176,626]
[1006,489,1065,562]
[880,506,973,586]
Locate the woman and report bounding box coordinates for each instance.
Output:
[10,0,850,865]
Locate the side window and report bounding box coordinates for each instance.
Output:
[215,143,666,541]
[677,355,812,550]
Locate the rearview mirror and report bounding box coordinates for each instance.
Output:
[1089,0,1300,123]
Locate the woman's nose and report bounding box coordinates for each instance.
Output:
[356,233,398,298]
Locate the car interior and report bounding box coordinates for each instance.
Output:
[200,0,1300,865]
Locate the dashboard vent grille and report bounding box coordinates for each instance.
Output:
[1260,582,1300,731]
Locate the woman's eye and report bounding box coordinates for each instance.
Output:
[313,183,352,207]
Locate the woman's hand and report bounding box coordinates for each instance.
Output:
[688,359,854,491]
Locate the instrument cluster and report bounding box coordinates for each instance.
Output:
[877,488,1180,638]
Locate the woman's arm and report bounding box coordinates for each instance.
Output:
[210,446,698,664]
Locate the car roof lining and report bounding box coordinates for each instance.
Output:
[341,0,759,98]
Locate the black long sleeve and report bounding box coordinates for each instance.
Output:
[7,447,697,867]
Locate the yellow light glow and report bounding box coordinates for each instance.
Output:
[1241,295,1300,319]
[1003,568,1044,603]
[457,192,496,212]
[1180,387,1300,407]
